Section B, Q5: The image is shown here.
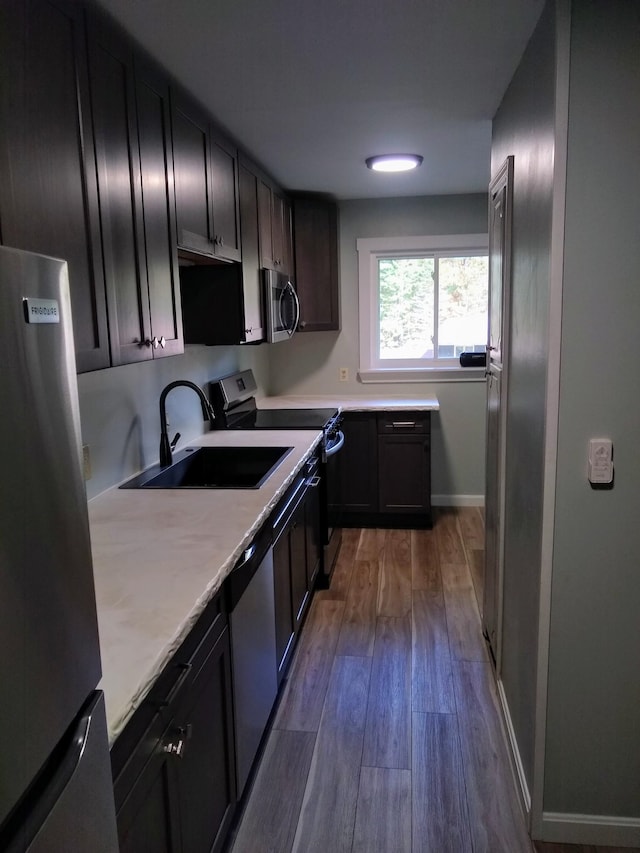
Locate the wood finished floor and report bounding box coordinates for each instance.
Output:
[228,509,633,853]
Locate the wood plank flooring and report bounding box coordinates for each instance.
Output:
[228,509,631,853]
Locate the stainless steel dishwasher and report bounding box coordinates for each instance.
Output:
[226,523,278,797]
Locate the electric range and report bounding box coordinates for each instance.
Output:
[208,369,344,584]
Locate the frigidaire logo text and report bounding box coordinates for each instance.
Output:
[30,304,58,317]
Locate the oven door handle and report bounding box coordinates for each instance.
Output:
[325,430,345,457]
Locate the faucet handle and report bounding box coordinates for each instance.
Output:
[170,432,181,451]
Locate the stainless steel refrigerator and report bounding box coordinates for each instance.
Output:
[0,247,118,851]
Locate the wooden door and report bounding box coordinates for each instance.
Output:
[290,498,308,630]
[171,93,215,256]
[210,134,241,262]
[483,156,513,665]
[174,627,236,853]
[116,719,181,853]
[257,178,275,270]
[292,196,340,331]
[273,529,294,682]
[134,56,183,358]
[0,0,110,372]
[238,164,264,342]
[87,11,151,366]
[378,434,430,515]
[340,413,378,518]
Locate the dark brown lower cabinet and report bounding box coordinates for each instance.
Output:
[338,411,432,528]
[272,457,320,682]
[113,595,235,853]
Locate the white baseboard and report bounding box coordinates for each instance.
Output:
[431,494,485,507]
[539,812,640,847]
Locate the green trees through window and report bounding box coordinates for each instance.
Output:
[378,254,488,361]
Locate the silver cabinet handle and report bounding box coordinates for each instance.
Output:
[163,723,192,759]
[159,335,166,348]
[391,421,417,428]
[305,475,321,488]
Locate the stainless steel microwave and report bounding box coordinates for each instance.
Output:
[263,269,299,343]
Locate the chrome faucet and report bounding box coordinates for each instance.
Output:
[159,380,216,467]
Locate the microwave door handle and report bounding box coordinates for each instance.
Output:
[277,286,286,333]
[287,281,300,335]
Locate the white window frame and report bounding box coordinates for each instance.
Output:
[357,234,489,383]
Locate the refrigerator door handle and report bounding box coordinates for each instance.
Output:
[2,693,117,853]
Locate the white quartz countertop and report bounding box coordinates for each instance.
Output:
[258,394,440,411]
[89,429,321,744]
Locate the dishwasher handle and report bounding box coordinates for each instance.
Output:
[226,525,272,611]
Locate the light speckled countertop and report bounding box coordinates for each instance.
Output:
[89,429,322,744]
[90,395,439,745]
[259,394,440,411]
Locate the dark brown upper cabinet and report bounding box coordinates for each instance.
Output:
[257,177,293,277]
[179,159,264,346]
[86,10,182,366]
[209,133,241,263]
[172,91,241,264]
[292,196,340,332]
[0,0,110,372]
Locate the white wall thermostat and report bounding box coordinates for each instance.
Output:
[587,438,613,485]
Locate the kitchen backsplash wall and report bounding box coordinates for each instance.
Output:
[78,344,269,499]
[269,193,489,503]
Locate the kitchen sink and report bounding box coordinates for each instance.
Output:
[120,445,293,490]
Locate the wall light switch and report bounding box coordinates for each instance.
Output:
[339,367,349,382]
[588,438,613,485]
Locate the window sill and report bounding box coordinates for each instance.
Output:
[358,367,486,384]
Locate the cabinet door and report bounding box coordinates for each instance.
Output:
[257,177,275,270]
[273,530,294,683]
[134,57,183,358]
[210,134,241,263]
[171,93,215,257]
[305,474,322,589]
[272,191,292,275]
[174,626,236,853]
[87,12,151,366]
[238,164,264,342]
[340,413,378,517]
[378,434,431,514]
[0,0,109,372]
[293,197,339,331]
[290,498,308,631]
[116,720,181,853]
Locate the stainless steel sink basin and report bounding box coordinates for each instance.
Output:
[120,446,293,490]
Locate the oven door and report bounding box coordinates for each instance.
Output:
[321,429,345,585]
[263,270,300,343]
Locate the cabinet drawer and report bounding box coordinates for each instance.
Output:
[377,413,430,435]
[111,590,226,792]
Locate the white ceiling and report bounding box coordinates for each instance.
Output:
[93,0,543,199]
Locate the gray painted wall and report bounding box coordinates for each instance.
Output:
[544,1,640,818]
[79,344,269,499]
[490,0,556,793]
[269,194,489,499]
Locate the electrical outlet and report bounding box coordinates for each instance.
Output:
[82,444,92,481]
[339,367,349,382]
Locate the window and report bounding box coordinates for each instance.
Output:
[357,234,488,382]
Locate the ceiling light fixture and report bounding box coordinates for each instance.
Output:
[366,154,423,172]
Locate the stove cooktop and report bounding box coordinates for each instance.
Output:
[209,369,339,431]
[229,407,339,430]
